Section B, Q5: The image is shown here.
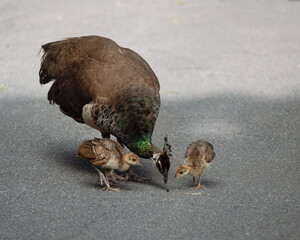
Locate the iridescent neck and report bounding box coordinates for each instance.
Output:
[130,136,161,158]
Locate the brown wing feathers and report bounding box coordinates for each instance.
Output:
[39,36,161,148]
[185,140,215,165]
[39,36,117,84]
[46,59,97,123]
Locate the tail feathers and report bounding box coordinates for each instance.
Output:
[47,80,85,123]
[39,67,51,84]
[39,42,56,84]
[206,151,216,163]
[39,40,72,85]
[77,139,97,160]
[41,42,54,51]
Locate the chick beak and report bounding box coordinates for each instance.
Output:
[174,174,177,179]
[137,163,143,167]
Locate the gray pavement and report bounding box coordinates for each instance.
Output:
[1,0,299,239]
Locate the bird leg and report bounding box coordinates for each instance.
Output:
[121,168,150,183]
[107,169,126,183]
[92,166,120,191]
[191,174,206,190]
[91,160,123,183]
[102,169,120,191]
[192,177,196,187]
[92,166,106,185]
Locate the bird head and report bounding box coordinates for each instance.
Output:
[152,135,172,183]
[174,164,190,179]
[123,153,143,166]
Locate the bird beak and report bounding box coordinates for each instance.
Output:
[137,163,143,167]
[174,174,177,179]
[163,174,168,184]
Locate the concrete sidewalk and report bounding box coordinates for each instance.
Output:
[1,0,299,239]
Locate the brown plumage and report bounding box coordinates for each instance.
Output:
[77,138,142,191]
[40,36,159,126]
[175,140,215,190]
[39,36,171,184]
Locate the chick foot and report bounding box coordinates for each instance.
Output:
[102,186,120,191]
[122,169,150,183]
[102,170,121,191]
[190,185,206,190]
[92,166,124,184]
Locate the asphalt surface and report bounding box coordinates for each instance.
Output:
[1,0,299,239]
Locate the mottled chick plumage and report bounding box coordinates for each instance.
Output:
[175,140,215,190]
[77,138,142,191]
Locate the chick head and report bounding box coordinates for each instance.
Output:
[174,164,190,179]
[123,153,142,166]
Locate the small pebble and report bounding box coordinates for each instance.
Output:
[166,188,170,192]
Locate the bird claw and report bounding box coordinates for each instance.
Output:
[102,187,120,191]
[92,166,121,191]
[190,185,206,190]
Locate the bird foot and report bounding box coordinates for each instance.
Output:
[190,185,206,190]
[107,170,126,184]
[122,169,150,183]
[102,187,120,191]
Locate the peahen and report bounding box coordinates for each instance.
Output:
[39,35,171,183]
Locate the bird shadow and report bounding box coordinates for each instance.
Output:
[47,142,222,190]
[3,95,298,193]
[47,143,166,189]
[201,179,223,188]
[48,145,95,173]
[171,178,223,191]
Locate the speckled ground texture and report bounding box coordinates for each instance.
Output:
[1,0,299,239]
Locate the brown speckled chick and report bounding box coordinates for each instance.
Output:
[77,138,142,191]
[175,140,215,190]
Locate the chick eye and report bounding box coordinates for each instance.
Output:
[179,171,183,174]
[132,158,136,161]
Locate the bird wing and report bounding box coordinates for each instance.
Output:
[39,36,117,84]
[204,143,215,163]
[40,36,161,130]
[184,147,202,166]
[97,139,124,155]
[47,58,100,123]
[77,139,98,159]
[90,159,109,166]
[185,141,216,165]
[77,138,123,161]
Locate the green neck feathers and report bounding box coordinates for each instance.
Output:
[129,136,161,158]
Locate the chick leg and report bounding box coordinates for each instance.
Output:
[193,174,206,190]
[91,160,121,183]
[92,166,119,190]
[92,166,106,185]
[189,176,199,190]
[122,168,150,183]
[107,170,126,183]
[102,169,120,191]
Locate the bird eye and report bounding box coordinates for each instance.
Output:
[132,158,136,161]
[179,171,183,174]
